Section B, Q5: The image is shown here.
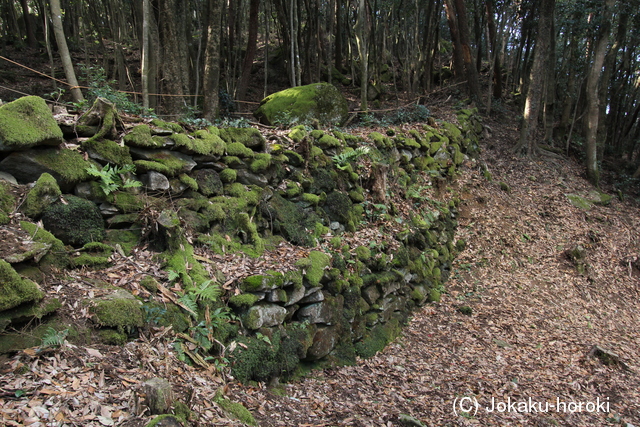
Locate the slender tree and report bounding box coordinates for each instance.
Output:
[203,0,223,120]
[514,0,555,156]
[50,0,84,103]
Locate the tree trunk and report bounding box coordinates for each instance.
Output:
[141,0,150,109]
[236,0,260,100]
[585,0,614,185]
[515,0,554,156]
[356,0,368,111]
[443,0,464,80]
[50,0,84,103]
[159,0,190,114]
[20,0,37,48]
[203,0,223,121]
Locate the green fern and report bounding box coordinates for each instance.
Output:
[332,146,371,169]
[178,293,199,318]
[194,279,220,302]
[40,327,69,349]
[86,163,142,195]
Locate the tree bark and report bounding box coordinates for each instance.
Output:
[585,0,614,185]
[236,0,260,100]
[443,0,464,80]
[515,0,554,156]
[141,0,150,110]
[50,0,84,103]
[356,0,368,111]
[203,0,223,121]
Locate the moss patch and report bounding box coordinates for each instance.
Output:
[41,195,105,246]
[20,221,69,270]
[0,181,16,225]
[255,83,349,126]
[91,290,144,331]
[123,124,160,148]
[0,259,44,311]
[0,96,63,148]
[22,173,61,219]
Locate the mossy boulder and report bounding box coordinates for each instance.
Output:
[123,124,161,148]
[82,139,133,165]
[22,173,61,219]
[219,127,266,151]
[255,83,349,126]
[0,180,16,225]
[41,195,106,246]
[192,169,223,196]
[0,259,44,312]
[0,96,63,150]
[20,221,70,270]
[91,289,144,332]
[132,149,196,177]
[260,193,319,246]
[0,148,93,191]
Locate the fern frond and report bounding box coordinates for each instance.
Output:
[195,280,220,302]
[178,293,198,318]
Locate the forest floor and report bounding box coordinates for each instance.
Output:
[1,70,640,425]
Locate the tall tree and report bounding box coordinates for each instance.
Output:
[514,0,555,156]
[203,0,223,120]
[585,0,614,185]
[236,0,260,100]
[50,0,84,103]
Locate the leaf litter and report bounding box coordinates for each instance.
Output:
[1,116,639,426]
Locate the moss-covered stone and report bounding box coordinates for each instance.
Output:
[20,221,69,270]
[151,119,184,134]
[255,83,349,126]
[354,316,401,358]
[0,96,63,149]
[250,153,272,174]
[0,181,15,225]
[355,245,371,261]
[82,139,133,165]
[123,124,160,148]
[240,271,284,292]
[229,293,261,308]
[261,193,319,246]
[91,289,144,331]
[35,149,93,189]
[99,329,128,345]
[219,127,265,151]
[22,173,61,219]
[42,195,105,246]
[219,168,237,183]
[214,391,258,426]
[226,142,256,158]
[288,126,308,143]
[71,242,114,268]
[0,259,44,311]
[133,153,191,177]
[295,251,331,287]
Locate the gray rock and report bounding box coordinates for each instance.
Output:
[0,171,17,184]
[129,148,197,172]
[99,202,119,216]
[297,301,334,324]
[236,168,269,187]
[305,325,337,360]
[141,171,170,191]
[284,284,306,307]
[362,285,381,305]
[244,303,287,329]
[380,281,401,297]
[142,377,173,415]
[0,96,63,151]
[299,288,324,304]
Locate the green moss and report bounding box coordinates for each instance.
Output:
[151,118,184,133]
[20,221,69,270]
[133,152,189,177]
[189,129,226,156]
[123,124,159,148]
[288,125,308,143]
[41,195,105,246]
[229,293,261,308]
[317,134,342,149]
[140,275,159,293]
[255,83,349,126]
[105,229,141,255]
[0,181,15,225]
[71,242,114,268]
[226,142,255,158]
[567,194,592,210]
[238,212,265,253]
[354,317,401,358]
[224,183,261,205]
[82,139,133,165]
[348,187,365,203]
[323,191,354,224]
[112,191,146,213]
[33,149,93,188]
[250,153,272,173]
[219,168,237,183]
[0,259,44,311]
[92,292,144,331]
[178,173,198,191]
[0,96,63,148]
[21,173,60,219]
[219,127,265,151]
[296,251,331,287]
[98,329,127,345]
[240,271,284,292]
[214,392,258,426]
[260,193,319,246]
[163,242,209,289]
[355,245,371,261]
[428,288,441,302]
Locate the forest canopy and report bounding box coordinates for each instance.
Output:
[1,0,640,186]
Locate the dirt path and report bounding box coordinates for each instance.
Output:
[227,123,640,426]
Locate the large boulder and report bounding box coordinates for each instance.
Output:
[0,148,93,191]
[0,96,63,151]
[254,83,349,126]
[41,195,106,246]
[0,259,44,312]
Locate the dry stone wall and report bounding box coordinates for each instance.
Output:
[0,96,483,381]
